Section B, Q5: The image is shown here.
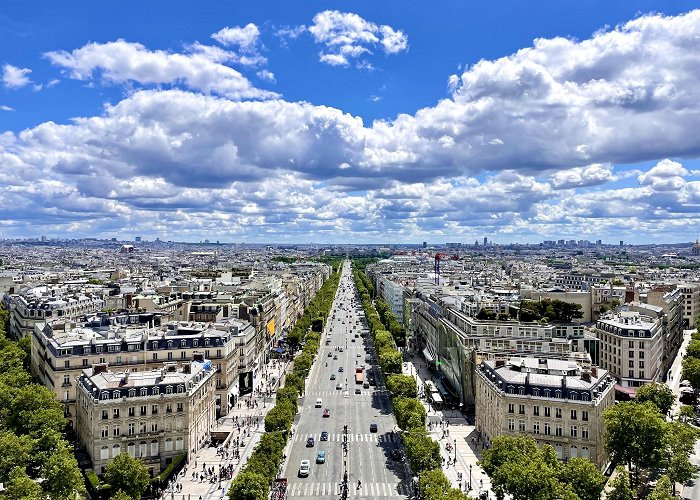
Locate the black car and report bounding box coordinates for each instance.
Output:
[330,373,336,380]
[306,437,315,447]
[320,431,329,441]
[391,449,403,461]
[338,367,344,372]
[369,423,378,433]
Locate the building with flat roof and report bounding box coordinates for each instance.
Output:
[75,357,216,475]
[475,357,615,470]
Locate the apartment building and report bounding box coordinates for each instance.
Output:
[680,283,700,328]
[5,292,105,340]
[31,317,256,427]
[475,357,615,470]
[594,310,663,390]
[75,358,215,475]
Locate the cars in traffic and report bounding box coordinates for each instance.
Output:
[370,423,378,432]
[306,437,315,447]
[320,431,329,441]
[316,450,326,464]
[323,409,330,417]
[298,460,310,477]
[330,373,336,380]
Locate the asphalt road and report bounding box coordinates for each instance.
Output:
[283,260,412,499]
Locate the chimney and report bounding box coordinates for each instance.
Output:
[182,361,191,374]
[562,375,567,389]
[123,371,129,384]
[581,370,591,383]
[193,352,204,363]
[92,363,108,375]
[591,366,598,377]
[495,359,505,367]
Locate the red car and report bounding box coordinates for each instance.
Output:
[323,409,330,418]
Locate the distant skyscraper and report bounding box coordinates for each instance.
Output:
[620,240,624,246]
[483,236,488,246]
[135,236,142,242]
[475,240,479,246]
[422,241,427,248]
[41,236,46,242]
[111,237,117,242]
[596,239,602,246]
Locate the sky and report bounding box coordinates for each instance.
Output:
[2,1,700,245]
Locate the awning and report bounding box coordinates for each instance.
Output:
[430,392,443,404]
[614,384,637,397]
[422,348,435,363]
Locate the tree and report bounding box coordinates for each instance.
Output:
[228,470,268,500]
[40,441,85,500]
[264,399,294,432]
[0,431,33,483]
[686,339,700,359]
[559,458,605,500]
[648,475,673,500]
[393,396,426,431]
[4,467,43,500]
[679,404,695,423]
[606,466,634,500]
[681,356,700,391]
[104,453,150,500]
[480,436,540,500]
[636,383,675,415]
[386,374,418,398]
[603,401,666,485]
[111,491,133,500]
[667,452,695,495]
[419,468,468,500]
[403,431,441,474]
[378,348,402,374]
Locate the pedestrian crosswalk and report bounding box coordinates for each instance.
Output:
[287,481,411,497]
[306,390,375,396]
[293,432,400,443]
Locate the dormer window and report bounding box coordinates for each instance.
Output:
[129,389,136,397]
[177,385,184,393]
[113,391,120,399]
[101,392,109,400]
[140,388,148,396]
[166,386,173,394]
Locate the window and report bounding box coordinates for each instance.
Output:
[582,411,589,422]
[128,423,135,436]
[555,426,563,437]
[533,422,540,434]
[639,360,645,369]
[167,352,173,361]
[570,445,578,459]
[581,447,590,459]
[166,404,173,413]
[554,390,562,399]
[518,404,525,415]
[128,406,135,417]
[181,351,186,360]
[639,371,645,379]
[112,444,121,457]
[518,420,526,432]
[180,340,186,347]
[153,387,159,395]
[629,340,634,348]
[113,408,120,418]
[570,409,577,420]
[151,440,159,457]
[113,426,120,437]
[508,403,514,414]
[533,405,540,416]
[140,442,147,458]
[176,402,184,412]
[175,437,184,451]
[101,427,109,438]
[100,446,109,460]
[544,406,551,418]
[166,386,173,394]
[64,360,70,368]
[629,370,634,378]
[582,428,589,440]
[193,340,198,348]
[639,342,645,349]
[140,388,148,397]
[151,422,158,433]
[177,385,184,393]
[83,359,88,367]
[629,350,634,358]
[152,353,158,361]
[140,405,147,416]
[555,408,562,419]
[518,386,525,395]
[628,359,634,368]
[544,423,551,435]
[63,375,70,385]
[151,342,158,350]
[639,351,644,359]
[151,404,158,415]
[101,392,109,401]
[508,419,515,431]
[570,426,578,438]
[165,438,173,452]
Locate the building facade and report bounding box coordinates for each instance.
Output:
[75,358,216,475]
[475,357,615,470]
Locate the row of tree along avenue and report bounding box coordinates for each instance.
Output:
[227,261,341,500]
[479,380,697,500]
[353,264,469,500]
[0,307,88,500]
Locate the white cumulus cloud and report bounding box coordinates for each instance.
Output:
[2,64,32,89]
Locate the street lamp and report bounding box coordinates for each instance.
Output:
[469,464,472,491]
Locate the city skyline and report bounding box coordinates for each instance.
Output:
[2,1,700,244]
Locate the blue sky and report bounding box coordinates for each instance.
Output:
[2,1,700,243]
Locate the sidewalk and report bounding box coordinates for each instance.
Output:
[403,355,496,499]
[165,358,291,500]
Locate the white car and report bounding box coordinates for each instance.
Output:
[298,459,310,477]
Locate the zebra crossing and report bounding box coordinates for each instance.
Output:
[292,432,400,444]
[287,481,411,497]
[307,389,389,397]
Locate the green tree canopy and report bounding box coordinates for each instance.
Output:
[378,348,402,374]
[636,383,675,415]
[603,401,667,481]
[386,374,418,398]
[559,458,605,500]
[648,475,673,500]
[104,453,151,500]
[393,396,426,431]
[686,339,700,359]
[682,356,700,390]
[607,466,634,500]
[4,467,43,500]
[228,470,269,500]
[40,441,85,500]
[403,431,441,475]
